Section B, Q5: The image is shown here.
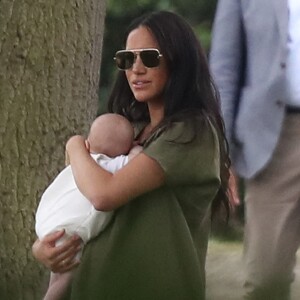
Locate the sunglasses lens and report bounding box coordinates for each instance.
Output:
[115,51,134,70]
[140,50,160,68]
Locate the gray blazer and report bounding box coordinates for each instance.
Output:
[210,0,289,179]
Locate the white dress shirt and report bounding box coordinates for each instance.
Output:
[286,0,300,106]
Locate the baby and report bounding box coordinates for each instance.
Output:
[35,113,141,300]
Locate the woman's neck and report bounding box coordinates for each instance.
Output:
[136,103,164,145]
[148,102,164,129]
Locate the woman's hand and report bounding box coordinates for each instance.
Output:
[228,168,241,211]
[32,230,82,273]
[66,135,87,157]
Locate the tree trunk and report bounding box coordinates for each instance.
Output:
[0,0,106,298]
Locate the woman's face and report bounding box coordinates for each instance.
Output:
[125,26,169,106]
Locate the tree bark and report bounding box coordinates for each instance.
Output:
[0,0,106,298]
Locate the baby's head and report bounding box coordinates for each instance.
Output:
[87,114,134,157]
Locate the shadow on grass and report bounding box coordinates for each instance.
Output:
[207,217,300,300]
[206,208,245,299]
[206,238,244,300]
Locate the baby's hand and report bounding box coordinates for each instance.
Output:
[128,144,143,160]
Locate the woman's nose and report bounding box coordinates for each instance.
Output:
[132,54,146,73]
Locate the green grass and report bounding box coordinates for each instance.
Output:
[206,238,300,300]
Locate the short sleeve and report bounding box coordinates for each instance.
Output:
[143,120,220,186]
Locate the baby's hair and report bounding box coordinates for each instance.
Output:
[88,113,134,157]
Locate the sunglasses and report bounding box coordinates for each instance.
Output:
[114,48,163,70]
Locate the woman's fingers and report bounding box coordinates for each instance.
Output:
[32,231,83,272]
[52,255,81,273]
[56,234,82,253]
[32,235,59,265]
[42,230,66,247]
[228,168,241,210]
[50,235,83,273]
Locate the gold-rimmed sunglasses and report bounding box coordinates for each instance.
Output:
[114,48,163,70]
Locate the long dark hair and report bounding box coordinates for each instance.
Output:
[108,11,231,218]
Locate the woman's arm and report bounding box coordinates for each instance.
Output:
[66,135,165,211]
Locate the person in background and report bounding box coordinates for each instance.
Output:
[33,10,231,300]
[35,113,141,300]
[210,0,300,299]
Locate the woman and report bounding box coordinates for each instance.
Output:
[33,11,231,300]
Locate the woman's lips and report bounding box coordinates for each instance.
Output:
[132,80,150,89]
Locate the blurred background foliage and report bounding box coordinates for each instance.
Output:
[98,0,217,113]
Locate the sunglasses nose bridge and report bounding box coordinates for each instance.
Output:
[131,51,145,69]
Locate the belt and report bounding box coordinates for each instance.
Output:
[286,105,300,114]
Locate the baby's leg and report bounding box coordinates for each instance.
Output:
[43,271,74,300]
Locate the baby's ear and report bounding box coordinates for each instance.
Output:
[85,139,90,151]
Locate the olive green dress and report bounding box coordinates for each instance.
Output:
[66,118,221,300]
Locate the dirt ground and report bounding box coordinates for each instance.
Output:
[206,239,300,300]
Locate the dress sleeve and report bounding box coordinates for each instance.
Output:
[143,120,221,186]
